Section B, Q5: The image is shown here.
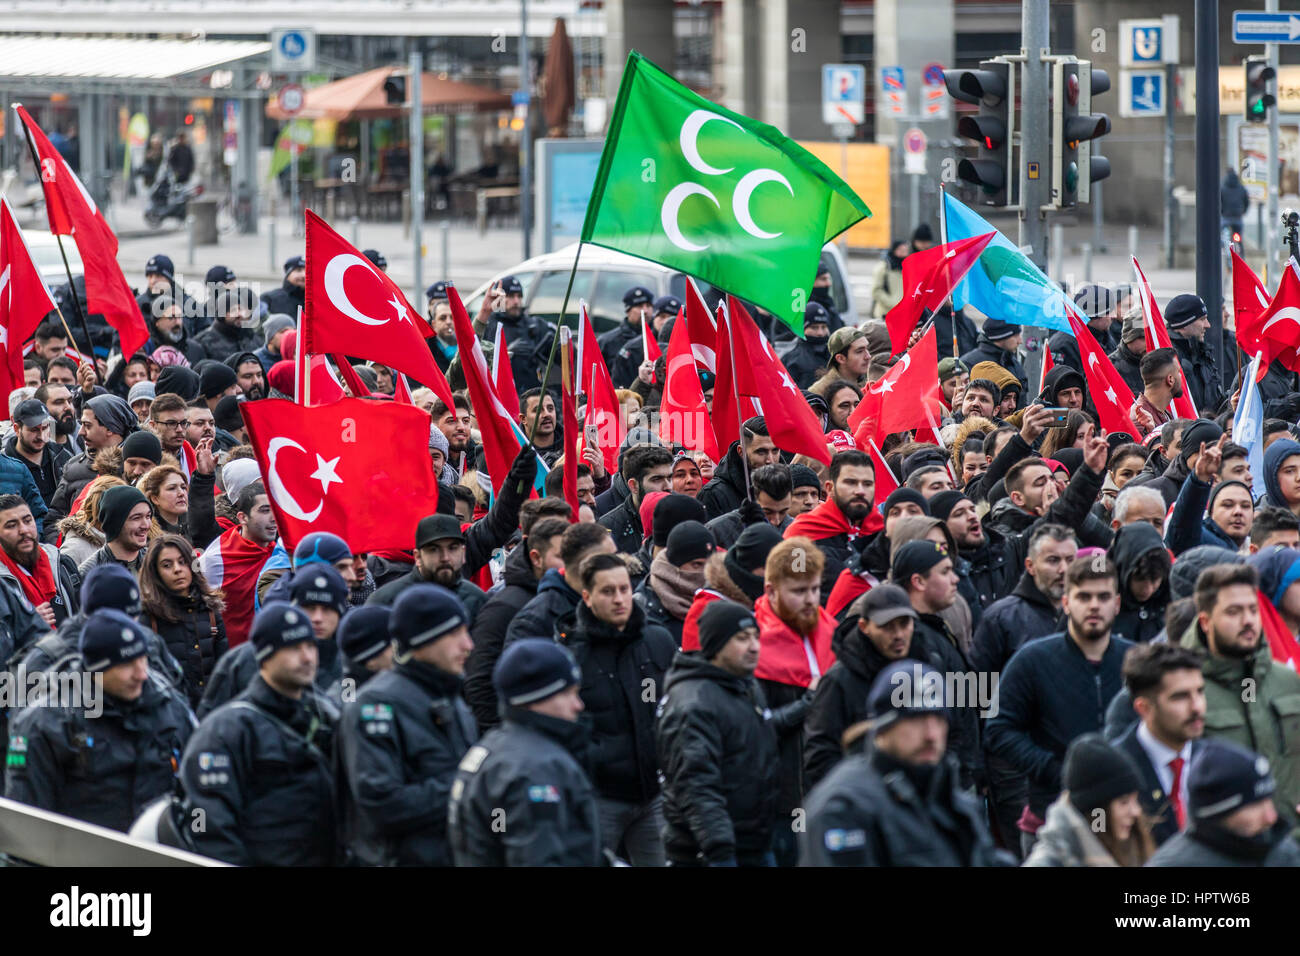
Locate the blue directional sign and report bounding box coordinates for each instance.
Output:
[1233,11,1300,44]
[1120,17,1179,67]
[822,64,866,125]
[1120,70,1165,118]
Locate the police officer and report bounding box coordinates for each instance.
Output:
[479,275,556,394]
[449,638,601,866]
[781,302,834,390]
[199,564,349,717]
[800,659,1011,866]
[339,585,476,865]
[5,609,195,832]
[1164,293,1225,414]
[649,293,682,344]
[328,604,394,705]
[600,285,655,388]
[180,602,338,866]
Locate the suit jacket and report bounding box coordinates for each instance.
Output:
[1113,722,1203,848]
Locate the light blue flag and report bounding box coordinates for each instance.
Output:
[943,192,1075,334]
[1232,351,1265,499]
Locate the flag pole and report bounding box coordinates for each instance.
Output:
[298,306,310,407]
[722,298,752,500]
[527,242,583,449]
[14,106,101,385]
[938,183,957,359]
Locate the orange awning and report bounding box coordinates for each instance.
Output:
[266,67,512,121]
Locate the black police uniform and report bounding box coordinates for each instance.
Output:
[5,679,195,832]
[181,675,339,866]
[482,276,557,395]
[197,636,343,718]
[338,658,477,865]
[448,705,601,866]
[599,286,654,388]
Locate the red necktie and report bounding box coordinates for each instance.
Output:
[1168,756,1186,829]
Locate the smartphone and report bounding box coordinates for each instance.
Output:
[1043,407,1070,427]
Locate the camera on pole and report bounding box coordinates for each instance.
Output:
[384,72,409,106]
[1051,58,1111,208]
[944,58,1014,207]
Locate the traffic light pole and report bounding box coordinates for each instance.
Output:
[1195,0,1224,375]
[410,50,424,308]
[1019,0,1050,270]
[1267,0,1280,288]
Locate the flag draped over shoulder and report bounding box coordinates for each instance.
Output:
[944,191,1074,334]
[581,51,871,335]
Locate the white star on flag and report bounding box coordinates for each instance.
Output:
[311,454,343,494]
[1104,387,1116,404]
[779,370,800,395]
[388,295,412,324]
[876,378,894,394]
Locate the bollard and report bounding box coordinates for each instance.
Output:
[351,215,360,249]
[269,217,277,275]
[1128,225,1139,263]
[441,220,450,282]
[1050,224,1064,284]
[1081,243,1093,282]
[186,215,195,267]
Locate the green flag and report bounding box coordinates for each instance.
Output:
[581,51,871,335]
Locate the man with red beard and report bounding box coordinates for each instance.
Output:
[0,495,77,628]
[754,536,837,866]
[785,450,878,598]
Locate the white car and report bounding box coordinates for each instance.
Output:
[20,230,84,286]
[464,242,858,336]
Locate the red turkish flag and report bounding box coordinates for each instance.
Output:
[491,323,521,421]
[282,327,346,405]
[658,299,720,461]
[1133,256,1198,419]
[0,198,58,405]
[392,371,415,405]
[683,278,718,374]
[303,209,454,411]
[15,106,148,358]
[642,314,662,382]
[1254,264,1300,375]
[850,324,943,445]
[240,396,440,553]
[576,302,622,476]
[865,436,899,502]
[1066,308,1139,437]
[885,233,994,355]
[728,296,830,465]
[1232,249,1273,359]
[560,328,580,522]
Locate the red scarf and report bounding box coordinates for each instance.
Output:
[0,544,56,608]
[785,496,882,542]
[753,595,837,688]
[1258,590,1300,671]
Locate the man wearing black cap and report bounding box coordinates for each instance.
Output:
[476,275,556,394]
[120,430,164,484]
[781,303,833,390]
[1147,738,1300,866]
[181,601,339,866]
[78,485,152,578]
[225,351,266,402]
[650,293,681,341]
[260,254,307,318]
[555,552,674,865]
[960,317,1028,401]
[136,254,196,333]
[449,639,601,866]
[5,609,195,832]
[810,261,844,330]
[197,363,239,415]
[338,584,476,865]
[599,285,656,388]
[196,285,261,362]
[1163,293,1223,414]
[367,513,486,617]
[5,399,66,503]
[1048,284,1118,375]
[656,601,780,866]
[801,660,1009,866]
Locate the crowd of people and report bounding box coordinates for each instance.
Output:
[0,238,1297,869]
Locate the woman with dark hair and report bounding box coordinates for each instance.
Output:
[139,464,190,539]
[1040,410,1096,459]
[139,533,227,707]
[822,380,862,432]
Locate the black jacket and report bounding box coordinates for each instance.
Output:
[1129,452,1191,510]
[181,675,338,866]
[959,336,1028,406]
[338,658,476,866]
[555,603,675,804]
[969,572,1062,675]
[594,472,630,519]
[503,569,580,648]
[1113,723,1203,847]
[1108,341,1146,399]
[655,652,780,865]
[1230,359,1300,420]
[933,306,979,360]
[1110,522,1170,644]
[366,567,486,619]
[44,451,100,536]
[259,279,305,321]
[448,705,601,866]
[464,545,540,730]
[912,611,983,790]
[984,631,1134,817]
[633,574,684,646]
[3,436,68,505]
[697,442,749,521]
[197,635,343,719]
[958,525,1018,612]
[800,747,1012,866]
[780,337,830,390]
[1170,331,1223,416]
[597,319,644,389]
[1147,819,1300,867]
[1049,323,1118,379]
[483,310,557,395]
[141,588,228,709]
[985,459,1111,565]
[598,489,644,555]
[194,319,261,363]
[5,679,195,832]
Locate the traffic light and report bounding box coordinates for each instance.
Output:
[383,72,408,106]
[1244,56,1276,122]
[944,59,1014,207]
[1052,58,1111,207]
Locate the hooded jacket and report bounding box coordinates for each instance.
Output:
[484,309,557,395]
[1037,364,1088,408]
[593,471,630,519]
[464,545,541,730]
[502,568,581,648]
[1263,438,1300,513]
[1128,449,1191,509]
[1165,473,1243,556]
[697,442,750,521]
[1109,522,1170,644]
[781,335,830,390]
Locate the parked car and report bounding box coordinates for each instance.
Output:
[465,241,857,337]
[20,230,84,284]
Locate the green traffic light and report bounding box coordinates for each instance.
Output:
[1065,162,1078,193]
[1250,100,1266,118]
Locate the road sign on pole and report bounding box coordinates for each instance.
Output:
[880,66,906,117]
[270,28,316,72]
[276,84,306,117]
[1232,12,1300,44]
[822,64,865,126]
[922,62,949,119]
[1120,16,1180,67]
[1119,70,1166,117]
[903,127,927,174]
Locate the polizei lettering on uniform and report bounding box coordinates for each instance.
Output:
[49,886,151,936]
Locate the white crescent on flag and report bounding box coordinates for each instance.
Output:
[323,253,390,327]
[266,436,330,522]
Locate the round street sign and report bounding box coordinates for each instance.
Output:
[277,84,306,116]
[904,127,927,154]
[923,63,946,86]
